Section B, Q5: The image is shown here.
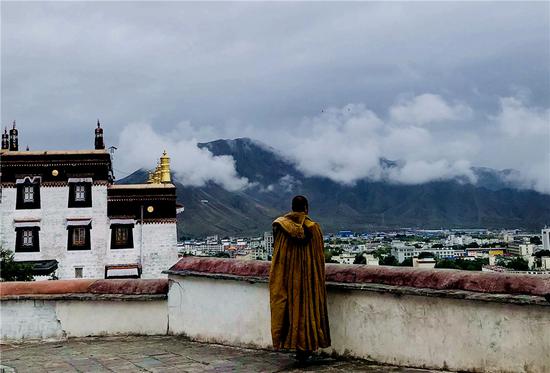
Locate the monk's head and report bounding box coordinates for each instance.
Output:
[291,195,308,213]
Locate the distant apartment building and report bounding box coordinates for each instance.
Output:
[391,244,464,263]
[331,252,356,264]
[507,244,535,257]
[445,234,474,246]
[263,231,274,259]
[542,227,550,251]
[0,122,179,279]
[179,241,223,256]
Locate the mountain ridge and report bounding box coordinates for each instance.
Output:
[118,138,550,237]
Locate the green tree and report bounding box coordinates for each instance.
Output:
[399,258,413,267]
[353,253,366,264]
[534,250,550,258]
[380,255,399,266]
[373,246,391,259]
[435,259,460,270]
[435,258,487,271]
[506,257,529,271]
[324,249,336,263]
[214,251,230,258]
[530,236,542,245]
[418,251,435,259]
[0,247,34,281]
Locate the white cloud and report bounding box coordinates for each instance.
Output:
[116,123,249,191]
[494,97,550,137]
[386,159,476,185]
[282,94,477,186]
[489,97,550,194]
[389,93,472,125]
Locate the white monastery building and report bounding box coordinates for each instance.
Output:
[0,122,180,279]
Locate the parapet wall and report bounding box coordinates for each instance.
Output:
[167,258,550,373]
[0,279,168,341]
[2,259,549,373]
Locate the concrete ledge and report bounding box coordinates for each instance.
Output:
[167,257,550,301]
[167,272,550,373]
[0,293,167,301]
[0,279,169,298]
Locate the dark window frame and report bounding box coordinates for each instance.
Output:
[68,182,92,208]
[16,179,41,210]
[67,223,92,251]
[110,224,134,249]
[15,227,40,252]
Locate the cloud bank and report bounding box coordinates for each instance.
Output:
[115,93,549,195]
[276,94,549,193]
[117,123,249,191]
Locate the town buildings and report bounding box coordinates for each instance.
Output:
[0,122,179,279]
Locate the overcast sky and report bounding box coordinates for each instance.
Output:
[2,2,549,192]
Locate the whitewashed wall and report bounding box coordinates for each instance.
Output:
[0,185,177,279]
[2,185,110,278]
[140,223,178,278]
[167,275,550,373]
[1,299,167,341]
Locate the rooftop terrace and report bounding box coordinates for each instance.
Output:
[0,336,446,373]
[1,259,549,372]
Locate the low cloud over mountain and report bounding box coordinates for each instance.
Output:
[116,94,549,194]
[119,138,550,237]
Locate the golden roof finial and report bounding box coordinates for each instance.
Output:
[153,161,161,183]
[147,170,155,184]
[160,150,171,183]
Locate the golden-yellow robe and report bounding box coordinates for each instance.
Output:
[269,211,331,351]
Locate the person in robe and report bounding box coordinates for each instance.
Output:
[269,195,331,363]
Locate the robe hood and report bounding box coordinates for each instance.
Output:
[273,211,316,240]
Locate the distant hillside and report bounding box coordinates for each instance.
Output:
[118,138,550,238]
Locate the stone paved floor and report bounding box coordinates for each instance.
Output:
[0,336,450,373]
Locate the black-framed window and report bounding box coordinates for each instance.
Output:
[68,182,92,208]
[16,179,41,209]
[67,224,92,250]
[15,227,40,252]
[110,224,134,249]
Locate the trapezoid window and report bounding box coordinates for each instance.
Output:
[16,177,41,210]
[68,178,92,208]
[67,220,92,251]
[15,226,40,252]
[110,221,135,249]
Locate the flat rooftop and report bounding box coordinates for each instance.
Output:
[0,336,447,373]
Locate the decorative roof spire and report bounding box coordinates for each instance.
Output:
[1,127,9,150]
[95,119,105,150]
[160,150,171,183]
[9,120,18,151]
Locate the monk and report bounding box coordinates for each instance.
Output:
[269,195,331,363]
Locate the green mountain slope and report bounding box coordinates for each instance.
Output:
[118,138,550,237]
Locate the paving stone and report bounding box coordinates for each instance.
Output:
[0,336,452,372]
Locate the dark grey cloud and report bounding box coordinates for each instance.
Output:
[1,2,549,192]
